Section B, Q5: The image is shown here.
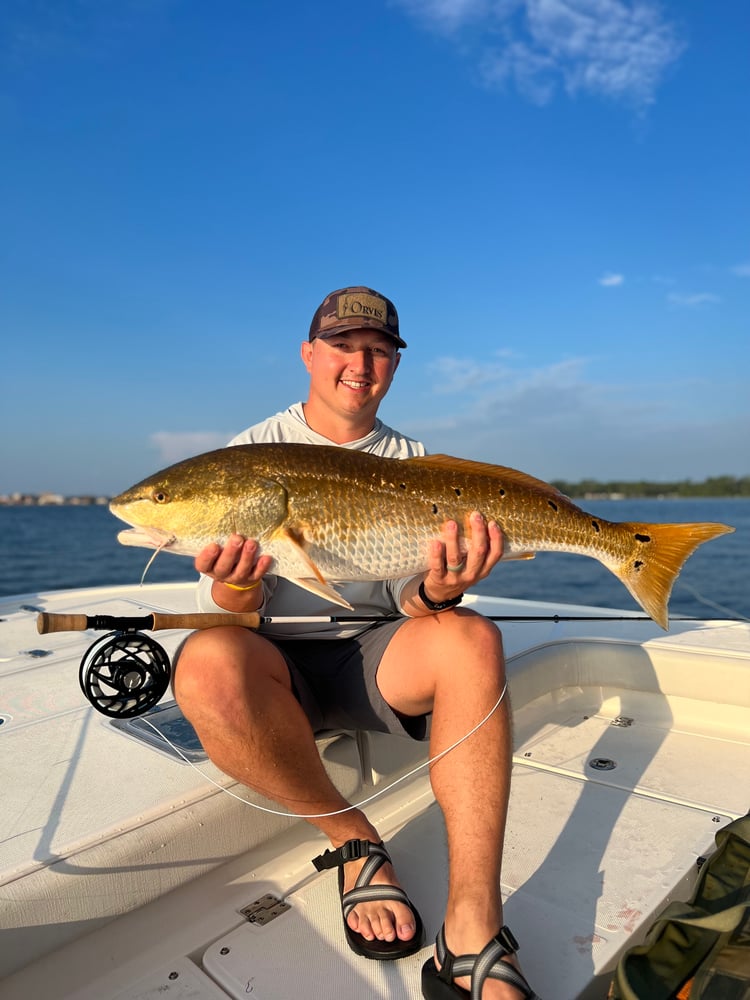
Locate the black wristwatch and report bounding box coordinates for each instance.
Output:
[418,580,464,612]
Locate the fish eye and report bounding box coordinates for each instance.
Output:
[152,489,169,504]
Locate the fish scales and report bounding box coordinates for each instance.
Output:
[214,448,588,576]
[110,443,734,628]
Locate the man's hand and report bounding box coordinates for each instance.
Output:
[420,511,504,607]
[196,534,273,607]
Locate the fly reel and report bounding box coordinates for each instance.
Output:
[79,631,172,718]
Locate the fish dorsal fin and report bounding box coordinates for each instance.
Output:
[406,454,566,497]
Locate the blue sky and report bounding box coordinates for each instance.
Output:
[2,0,748,496]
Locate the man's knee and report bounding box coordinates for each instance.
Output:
[174,626,290,710]
[436,608,505,659]
[174,627,252,706]
[399,610,505,690]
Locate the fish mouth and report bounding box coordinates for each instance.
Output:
[116,526,178,551]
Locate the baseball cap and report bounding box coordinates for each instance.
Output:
[308,286,406,349]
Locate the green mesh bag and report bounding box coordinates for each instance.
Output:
[609,814,750,999]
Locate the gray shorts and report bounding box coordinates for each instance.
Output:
[270,620,429,741]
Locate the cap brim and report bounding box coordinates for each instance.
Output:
[316,326,406,349]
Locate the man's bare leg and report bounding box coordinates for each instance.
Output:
[378,610,530,999]
[173,625,418,946]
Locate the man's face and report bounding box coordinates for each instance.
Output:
[301,330,401,416]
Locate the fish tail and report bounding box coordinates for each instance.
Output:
[611,521,734,629]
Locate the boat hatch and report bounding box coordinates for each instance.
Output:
[108,699,208,763]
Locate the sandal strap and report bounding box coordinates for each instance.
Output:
[435,924,538,1000]
[341,883,413,920]
[312,839,413,920]
[312,838,389,879]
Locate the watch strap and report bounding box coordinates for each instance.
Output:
[418,580,464,612]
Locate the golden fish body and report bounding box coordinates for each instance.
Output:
[110,443,734,628]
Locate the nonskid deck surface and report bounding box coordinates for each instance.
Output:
[194,791,729,1000]
[1,586,749,999]
[5,677,748,1000]
[194,682,747,1000]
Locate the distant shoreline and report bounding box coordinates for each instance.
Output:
[0,494,110,507]
[550,475,750,500]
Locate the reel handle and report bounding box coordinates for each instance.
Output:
[37,611,263,634]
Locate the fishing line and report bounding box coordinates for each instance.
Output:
[138,680,508,820]
[675,579,749,623]
[138,535,176,586]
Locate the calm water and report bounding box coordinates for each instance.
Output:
[0,500,748,621]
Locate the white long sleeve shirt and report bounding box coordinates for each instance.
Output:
[196,403,427,639]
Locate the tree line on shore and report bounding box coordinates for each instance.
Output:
[550,475,750,499]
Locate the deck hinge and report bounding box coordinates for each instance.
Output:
[239,893,291,925]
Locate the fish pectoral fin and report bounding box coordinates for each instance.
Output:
[290,577,355,610]
[272,526,330,581]
[270,527,354,610]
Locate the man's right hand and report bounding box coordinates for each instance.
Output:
[195,534,273,607]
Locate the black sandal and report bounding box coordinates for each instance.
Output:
[312,838,424,961]
[422,924,540,999]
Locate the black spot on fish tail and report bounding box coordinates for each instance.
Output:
[499,489,506,497]
[592,520,600,532]
[615,520,733,630]
[548,500,559,512]
[454,488,461,496]
[432,503,439,515]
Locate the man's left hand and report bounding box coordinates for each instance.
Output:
[422,511,504,604]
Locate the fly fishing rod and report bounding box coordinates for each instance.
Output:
[36,608,673,722]
[37,609,661,635]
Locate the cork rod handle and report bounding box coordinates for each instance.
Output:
[36,611,262,634]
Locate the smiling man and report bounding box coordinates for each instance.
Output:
[173,287,538,999]
[231,287,411,453]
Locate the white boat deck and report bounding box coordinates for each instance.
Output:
[1,584,749,999]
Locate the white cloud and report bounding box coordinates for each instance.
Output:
[402,354,746,480]
[149,431,232,465]
[430,355,514,393]
[396,0,685,107]
[398,0,494,32]
[731,261,750,278]
[599,272,624,286]
[666,292,720,308]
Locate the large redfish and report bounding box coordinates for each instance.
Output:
[110,443,734,628]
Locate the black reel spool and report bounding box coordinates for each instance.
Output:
[79,630,172,718]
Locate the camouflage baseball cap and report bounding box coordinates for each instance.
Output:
[308,286,407,349]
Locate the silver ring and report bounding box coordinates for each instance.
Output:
[446,562,465,573]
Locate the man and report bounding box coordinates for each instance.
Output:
[174,287,537,999]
